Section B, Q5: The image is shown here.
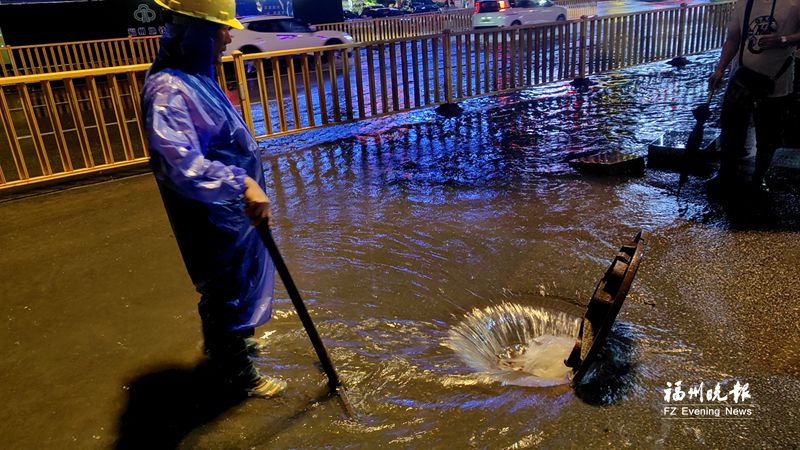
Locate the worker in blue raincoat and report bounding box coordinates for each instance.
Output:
[141,0,285,397]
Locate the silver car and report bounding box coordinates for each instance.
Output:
[226,16,354,55]
[472,0,567,29]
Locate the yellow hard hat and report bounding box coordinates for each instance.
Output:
[154,0,243,30]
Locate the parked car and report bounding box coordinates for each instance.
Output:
[225,16,354,56]
[361,6,407,18]
[343,9,360,20]
[472,0,567,29]
[410,1,442,13]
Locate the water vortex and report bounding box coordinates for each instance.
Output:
[446,302,582,387]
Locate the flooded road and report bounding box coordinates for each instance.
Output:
[1,50,799,448]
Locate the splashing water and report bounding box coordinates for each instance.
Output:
[445,302,581,387]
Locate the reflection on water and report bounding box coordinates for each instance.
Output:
[239,51,797,448]
[244,51,739,447]
[445,303,579,387]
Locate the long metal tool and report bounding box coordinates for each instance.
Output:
[677,89,715,197]
[256,222,356,418]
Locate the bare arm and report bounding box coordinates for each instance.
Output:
[709,27,741,90]
[758,32,800,49]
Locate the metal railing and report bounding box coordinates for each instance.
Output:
[315,3,597,42]
[0,66,151,189]
[316,9,475,42]
[0,36,160,77]
[1,4,597,77]
[0,2,733,191]
[225,3,731,138]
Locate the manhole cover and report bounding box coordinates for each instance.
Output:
[565,231,645,384]
[568,151,645,176]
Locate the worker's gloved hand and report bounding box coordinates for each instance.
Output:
[243,176,272,227]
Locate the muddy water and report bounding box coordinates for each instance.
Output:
[2,50,800,448]
[243,51,799,448]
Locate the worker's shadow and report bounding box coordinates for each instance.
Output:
[115,361,337,449]
[114,360,245,450]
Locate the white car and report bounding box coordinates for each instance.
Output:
[226,16,354,55]
[472,0,567,29]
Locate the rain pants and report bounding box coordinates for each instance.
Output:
[141,18,275,334]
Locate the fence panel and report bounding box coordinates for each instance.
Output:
[314,2,597,42]
[1,37,161,77]
[0,65,151,189]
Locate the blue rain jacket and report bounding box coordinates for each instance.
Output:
[142,18,274,331]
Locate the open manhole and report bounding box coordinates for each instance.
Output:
[565,231,644,384]
[446,232,645,388]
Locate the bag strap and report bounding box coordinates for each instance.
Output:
[738,0,792,80]
[738,0,756,67]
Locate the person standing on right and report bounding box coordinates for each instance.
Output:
[708,0,800,193]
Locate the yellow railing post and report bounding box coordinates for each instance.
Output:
[232,50,254,134]
[0,86,27,180]
[0,46,8,77]
[7,45,20,76]
[668,3,689,66]
[128,36,137,65]
[435,29,462,117]
[578,16,587,80]
[442,29,453,104]
[677,4,688,56]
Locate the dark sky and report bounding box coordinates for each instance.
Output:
[0,0,92,3]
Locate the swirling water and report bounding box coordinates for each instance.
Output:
[445,303,579,387]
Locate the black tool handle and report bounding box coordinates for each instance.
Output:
[256,222,342,389]
[256,222,357,418]
[677,89,716,196]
